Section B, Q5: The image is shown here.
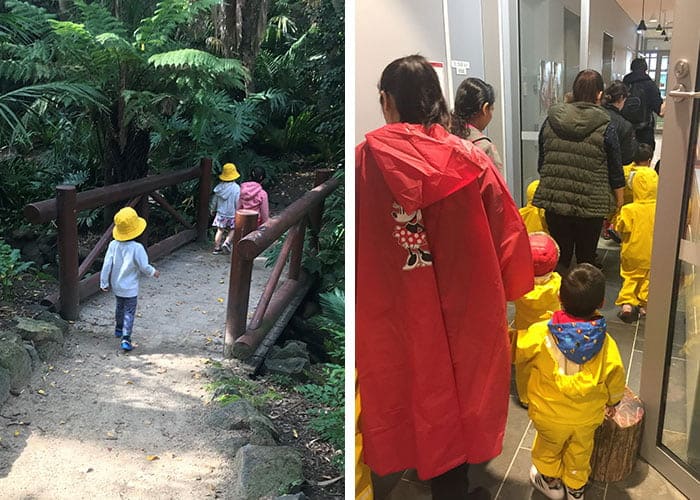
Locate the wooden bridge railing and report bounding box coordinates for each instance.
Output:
[224,168,340,362]
[23,159,213,320]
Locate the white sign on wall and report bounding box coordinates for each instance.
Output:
[451,60,471,75]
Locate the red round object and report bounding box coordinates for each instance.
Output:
[529,232,559,276]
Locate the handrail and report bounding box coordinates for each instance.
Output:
[24,166,201,224]
[238,170,339,260]
[225,168,338,360]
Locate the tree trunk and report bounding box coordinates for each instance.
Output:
[589,387,645,482]
[213,0,269,68]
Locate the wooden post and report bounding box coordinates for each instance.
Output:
[223,210,260,358]
[136,195,150,249]
[197,158,212,243]
[590,387,645,482]
[56,185,79,320]
[308,169,334,251]
[288,221,306,280]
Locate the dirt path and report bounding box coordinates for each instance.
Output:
[0,243,272,499]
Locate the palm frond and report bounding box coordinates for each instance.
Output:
[2,1,55,43]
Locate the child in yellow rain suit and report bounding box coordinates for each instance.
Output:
[512,232,561,407]
[517,264,625,500]
[519,180,548,233]
[615,166,658,323]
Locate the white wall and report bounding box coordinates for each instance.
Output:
[589,0,638,81]
[355,0,448,144]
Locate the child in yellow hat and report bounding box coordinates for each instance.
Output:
[100,207,160,351]
[209,162,241,254]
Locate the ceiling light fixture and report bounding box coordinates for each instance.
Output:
[636,0,647,34]
[655,0,663,30]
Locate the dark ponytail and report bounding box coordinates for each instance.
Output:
[379,55,450,129]
[603,80,628,105]
[450,78,495,139]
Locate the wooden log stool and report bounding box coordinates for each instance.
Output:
[590,387,645,482]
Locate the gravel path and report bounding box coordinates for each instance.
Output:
[0,243,271,499]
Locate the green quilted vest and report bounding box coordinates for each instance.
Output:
[533,102,615,217]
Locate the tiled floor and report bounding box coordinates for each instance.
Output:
[372,239,688,499]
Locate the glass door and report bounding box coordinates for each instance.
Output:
[517,0,579,201]
[640,0,700,496]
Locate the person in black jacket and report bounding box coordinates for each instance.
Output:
[622,58,665,151]
[603,81,638,165]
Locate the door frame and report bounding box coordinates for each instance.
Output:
[639,0,700,496]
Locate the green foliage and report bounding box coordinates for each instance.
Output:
[0,239,33,298]
[297,364,344,454]
[206,375,281,410]
[303,170,344,291]
[296,286,344,464]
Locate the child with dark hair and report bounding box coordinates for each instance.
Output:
[615,167,658,322]
[517,263,625,500]
[450,77,503,175]
[622,143,654,204]
[100,207,160,351]
[238,166,270,227]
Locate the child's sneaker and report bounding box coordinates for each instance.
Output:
[529,465,565,500]
[212,247,222,255]
[565,485,585,499]
[222,241,232,254]
[120,338,133,351]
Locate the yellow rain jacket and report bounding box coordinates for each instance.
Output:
[517,312,625,427]
[622,164,656,205]
[519,180,548,233]
[615,167,657,306]
[516,312,625,488]
[513,272,561,403]
[356,379,373,500]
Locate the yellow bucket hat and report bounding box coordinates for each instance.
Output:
[219,163,241,181]
[113,207,147,241]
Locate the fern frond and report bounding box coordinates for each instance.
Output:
[135,0,218,51]
[48,20,93,42]
[3,1,55,42]
[73,0,129,38]
[0,60,55,84]
[149,49,249,89]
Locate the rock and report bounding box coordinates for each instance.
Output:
[264,341,310,380]
[0,333,32,391]
[229,445,303,500]
[207,399,279,440]
[32,311,70,335]
[222,428,277,457]
[12,316,65,361]
[0,366,11,404]
[273,494,308,500]
[23,342,41,369]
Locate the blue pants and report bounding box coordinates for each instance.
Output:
[114,296,138,339]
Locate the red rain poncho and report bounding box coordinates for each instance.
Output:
[356,123,533,480]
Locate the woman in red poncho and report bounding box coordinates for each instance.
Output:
[356,55,534,498]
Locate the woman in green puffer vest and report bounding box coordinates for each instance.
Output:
[533,69,625,274]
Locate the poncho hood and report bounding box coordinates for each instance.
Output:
[363,123,482,213]
[548,310,606,364]
[239,181,266,205]
[630,167,658,202]
[547,102,610,141]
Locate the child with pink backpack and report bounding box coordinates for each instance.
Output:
[238,166,270,227]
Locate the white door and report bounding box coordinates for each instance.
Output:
[640,0,700,496]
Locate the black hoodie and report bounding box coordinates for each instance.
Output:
[622,70,664,120]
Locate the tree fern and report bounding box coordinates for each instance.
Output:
[149,48,249,87]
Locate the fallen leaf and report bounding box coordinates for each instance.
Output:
[217,298,224,303]
[59,421,66,425]
[37,389,46,396]
[292,429,299,438]
[126,381,134,385]
[13,430,19,437]
[48,365,54,371]
[85,468,93,473]
[146,455,159,461]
